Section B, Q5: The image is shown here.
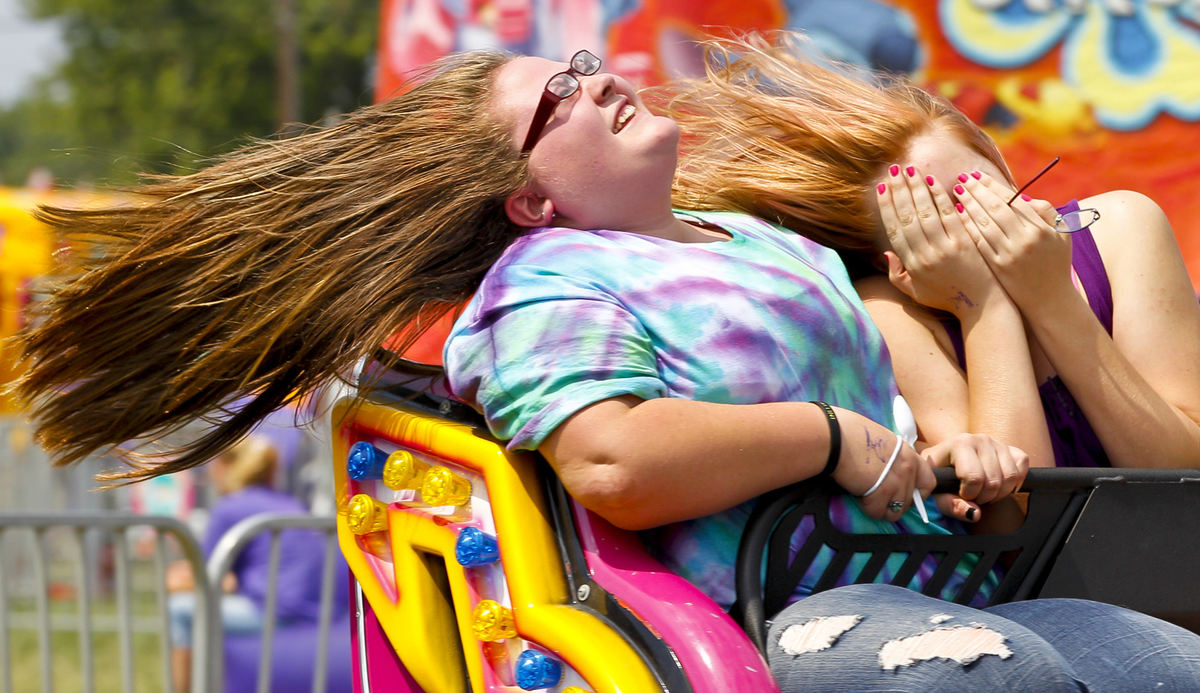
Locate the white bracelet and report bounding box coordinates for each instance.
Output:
[860,436,903,498]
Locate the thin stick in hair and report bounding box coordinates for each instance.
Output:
[1007,156,1060,205]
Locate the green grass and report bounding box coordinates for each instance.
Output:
[6,626,167,693]
[4,571,175,693]
[0,522,200,691]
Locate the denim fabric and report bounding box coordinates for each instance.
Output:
[767,584,1200,692]
[168,591,263,647]
[987,597,1200,692]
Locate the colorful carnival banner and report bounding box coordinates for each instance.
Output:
[375,0,1200,289]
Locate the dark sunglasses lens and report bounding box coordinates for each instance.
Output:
[572,50,602,75]
[546,73,579,98]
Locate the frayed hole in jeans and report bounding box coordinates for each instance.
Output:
[778,614,863,655]
[879,625,1013,671]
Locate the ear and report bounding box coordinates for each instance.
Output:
[884,251,916,301]
[505,188,555,228]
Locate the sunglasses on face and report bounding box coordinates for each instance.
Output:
[1007,156,1100,233]
[520,50,603,153]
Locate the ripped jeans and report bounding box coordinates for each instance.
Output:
[768,584,1200,692]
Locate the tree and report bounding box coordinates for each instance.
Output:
[0,0,378,187]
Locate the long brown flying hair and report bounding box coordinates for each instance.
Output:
[662,32,1013,275]
[15,49,528,482]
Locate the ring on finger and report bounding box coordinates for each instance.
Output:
[887,500,905,513]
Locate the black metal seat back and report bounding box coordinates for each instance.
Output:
[732,470,1092,654]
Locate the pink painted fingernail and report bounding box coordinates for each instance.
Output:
[954,184,965,195]
[955,202,965,213]
[905,166,916,177]
[1020,193,1032,202]
[889,164,899,176]
[971,171,982,180]
[877,183,887,195]
[957,173,969,183]
[925,175,935,186]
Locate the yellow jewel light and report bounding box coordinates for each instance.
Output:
[382,450,430,491]
[471,599,516,642]
[345,493,389,535]
[422,466,471,506]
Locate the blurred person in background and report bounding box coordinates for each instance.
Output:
[166,434,326,693]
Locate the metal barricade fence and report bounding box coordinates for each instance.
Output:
[0,420,117,517]
[205,514,340,693]
[0,513,213,693]
[0,512,341,693]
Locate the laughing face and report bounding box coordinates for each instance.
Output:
[490,55,682,231]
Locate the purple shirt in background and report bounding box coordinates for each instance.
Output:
[203,486,333,622]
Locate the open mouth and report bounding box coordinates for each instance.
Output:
[613,104,636,134]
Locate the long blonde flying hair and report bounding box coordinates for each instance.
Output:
[16,50,527,482]
[663,32,1013,275]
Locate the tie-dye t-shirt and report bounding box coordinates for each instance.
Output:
[445,210,994,608]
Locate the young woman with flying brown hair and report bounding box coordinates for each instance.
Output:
[16,46,1200,691]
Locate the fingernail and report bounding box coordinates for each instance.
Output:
[955,202,965,213]
[889,164,899,177]
[905,166,915,177]
[925,175,935,186]
[1020,193,1032,202]
[966,507,977,521]
[957,173,969,183]
[971,171,982,180]
[954,184,965,195]
[877,183,887,195]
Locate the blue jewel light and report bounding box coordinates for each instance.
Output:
[455,527,500,567]
[346,441,387,481]
[515,650,562,690]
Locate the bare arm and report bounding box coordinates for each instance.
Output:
[873,167,1053,483]
[861,280,1047,483]
[959,180,1200,467]
[539,395,935,530]
[858,278,970,444]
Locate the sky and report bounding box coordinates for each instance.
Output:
[0,0,63,105]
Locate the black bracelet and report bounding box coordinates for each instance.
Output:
[810,401,841,477]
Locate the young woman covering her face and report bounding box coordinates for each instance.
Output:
[17,48,1200,691]
[666,32,1200,475]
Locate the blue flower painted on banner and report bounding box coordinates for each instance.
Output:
[940,0,1200,130]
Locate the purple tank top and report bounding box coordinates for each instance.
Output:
[941,201,1113,467]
